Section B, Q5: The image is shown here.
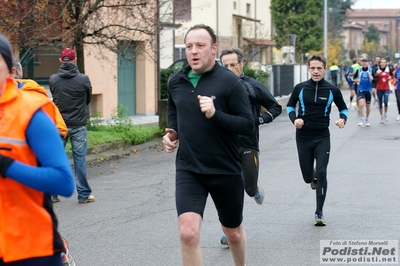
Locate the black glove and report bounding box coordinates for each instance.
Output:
[0,155,14,177]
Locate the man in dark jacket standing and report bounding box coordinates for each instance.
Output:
[49,48,94,204]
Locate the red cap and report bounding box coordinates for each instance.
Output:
[60,48,76,61]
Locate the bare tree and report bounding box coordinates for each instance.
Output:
[0,0,179,73]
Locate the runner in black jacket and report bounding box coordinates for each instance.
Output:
[219,47,281,247]
[286,54,348,226]
[220,47,282,203]
[166,63,254,175]
[162,24,253,265]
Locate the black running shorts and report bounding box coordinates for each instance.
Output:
[175,169,244,228]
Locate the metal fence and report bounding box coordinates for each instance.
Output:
[267,64,310,97]
[21,46,61,84]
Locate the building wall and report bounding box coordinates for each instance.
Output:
[84,41,156,117]
[136,45,157,115]
[159,1,176,69]
[173,0,273,60]
[84,46,118,118]
[345,9,400,57]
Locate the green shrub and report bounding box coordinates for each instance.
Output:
[88,110,103,130]
[243,66,270,89]
[107,104,133,127]
[160,68,177,99]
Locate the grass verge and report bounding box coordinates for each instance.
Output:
[65,124,162,157]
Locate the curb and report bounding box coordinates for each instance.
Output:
[82,138,163,165]
[86,141,131,155]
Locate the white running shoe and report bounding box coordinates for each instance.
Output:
[384,114,389,122]
[396,115,400,121]
[61,237,76,266]
[358,119,364,127]
[254,186,265,205]
[380,116,384,124]
[365,119,370,127]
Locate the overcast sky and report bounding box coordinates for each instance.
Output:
[352,0,400,9]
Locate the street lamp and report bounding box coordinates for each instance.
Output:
[396,13,400,57]
[383,20,392,61]
[290,33,297,64]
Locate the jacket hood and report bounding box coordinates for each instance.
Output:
[58,63,79,78]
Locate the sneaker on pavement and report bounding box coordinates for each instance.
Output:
[358,119,364,127]
[52,196,60,203]
[314,212,326,226]
[380,116,385,124]
[61,237,76,266]
[384,114,389,122]
[254,187,265,205]
[78,195,95,204]
[220,234,229,247]
[396,115,400,121]
[365,119,370,127]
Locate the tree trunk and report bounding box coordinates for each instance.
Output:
[73,29,90,120]
[74,29,85,74]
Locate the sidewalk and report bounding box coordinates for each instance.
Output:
[83,115,161,164]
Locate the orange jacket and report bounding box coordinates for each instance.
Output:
[0,78,64,262]
[15,79,68,138]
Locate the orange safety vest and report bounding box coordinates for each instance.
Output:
[0,78,64,262]
[15,79,68,138]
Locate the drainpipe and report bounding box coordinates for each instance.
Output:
[254,0,257,39]
[216,0,219,56]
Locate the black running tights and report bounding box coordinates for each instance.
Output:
[296,137,330,213]
[239,147,259,197]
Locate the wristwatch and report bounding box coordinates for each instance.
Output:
[258,116,264,125]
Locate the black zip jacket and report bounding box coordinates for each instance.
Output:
[240,74,282,150]
[286,78,348,141]
[167,63,254,175]
[49,63,92,128]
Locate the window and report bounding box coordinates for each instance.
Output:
[246,3,251,16]
[248,46,260,61]
[174,45,186,61]
[237,24,242,47]
[174,0,191,21]
[233,1,236,10]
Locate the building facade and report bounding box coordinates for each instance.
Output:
[165,0,275,69]
[345,8,400,60]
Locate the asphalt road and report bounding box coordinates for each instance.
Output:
[54,88,400,266]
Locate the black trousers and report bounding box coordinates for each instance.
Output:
[395,90,400,114]
[296,137,330,213]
